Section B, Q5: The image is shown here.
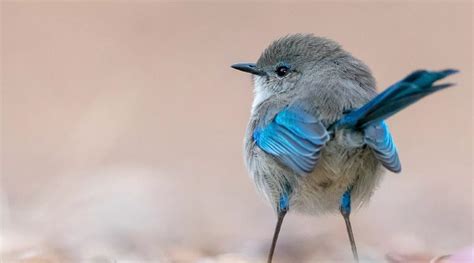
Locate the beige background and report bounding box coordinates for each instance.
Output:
[1,2,472,262]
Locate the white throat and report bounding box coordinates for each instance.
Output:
[251,77,272,111]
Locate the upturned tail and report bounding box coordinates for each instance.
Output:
[333,69,458,130]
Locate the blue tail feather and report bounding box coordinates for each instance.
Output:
[334,69,458,130]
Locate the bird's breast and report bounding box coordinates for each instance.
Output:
[244,125,384,214]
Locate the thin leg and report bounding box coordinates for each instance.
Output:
[342,212,359,262]
[267,209,287,263]
[340,189,359,262]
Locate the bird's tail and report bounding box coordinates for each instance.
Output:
[333,69,458,130]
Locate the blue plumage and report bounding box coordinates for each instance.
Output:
[278,194,290,212]
[253,107,330,175]
[334,69,458,130]
[364,122,401,173]
[254,69,456,176]
[340,189,352,215]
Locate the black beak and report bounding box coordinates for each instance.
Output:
[231,63,266,76]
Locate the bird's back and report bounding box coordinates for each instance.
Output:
[244,57,384,214]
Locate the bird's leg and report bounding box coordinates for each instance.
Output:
[267,195,289,263]
[340,188,359,262]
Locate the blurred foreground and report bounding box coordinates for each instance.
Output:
[1,170,472,262]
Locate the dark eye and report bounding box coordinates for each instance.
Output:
[275,65,290,77]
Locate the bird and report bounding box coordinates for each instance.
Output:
[231,34,457,263]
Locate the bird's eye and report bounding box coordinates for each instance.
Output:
[275,65,290,77]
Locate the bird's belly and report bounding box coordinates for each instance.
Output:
[291,142,384,214]
[246,139,384,214]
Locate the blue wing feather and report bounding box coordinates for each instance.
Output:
[253,107,329,175]
[364,121,401,173]
[334,69,457,130]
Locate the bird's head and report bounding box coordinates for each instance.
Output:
[232,34,346,101]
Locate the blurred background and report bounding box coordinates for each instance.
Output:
[1,2,472,262]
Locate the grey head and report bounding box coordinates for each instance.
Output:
[232,34,376,112]
[232,34,346,92]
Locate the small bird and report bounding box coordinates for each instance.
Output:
[231,34,457,263]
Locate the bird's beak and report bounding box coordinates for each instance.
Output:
[231,63,266,76]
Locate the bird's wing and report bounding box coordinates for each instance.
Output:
[364,121,401,173]
[253,107,330,175]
